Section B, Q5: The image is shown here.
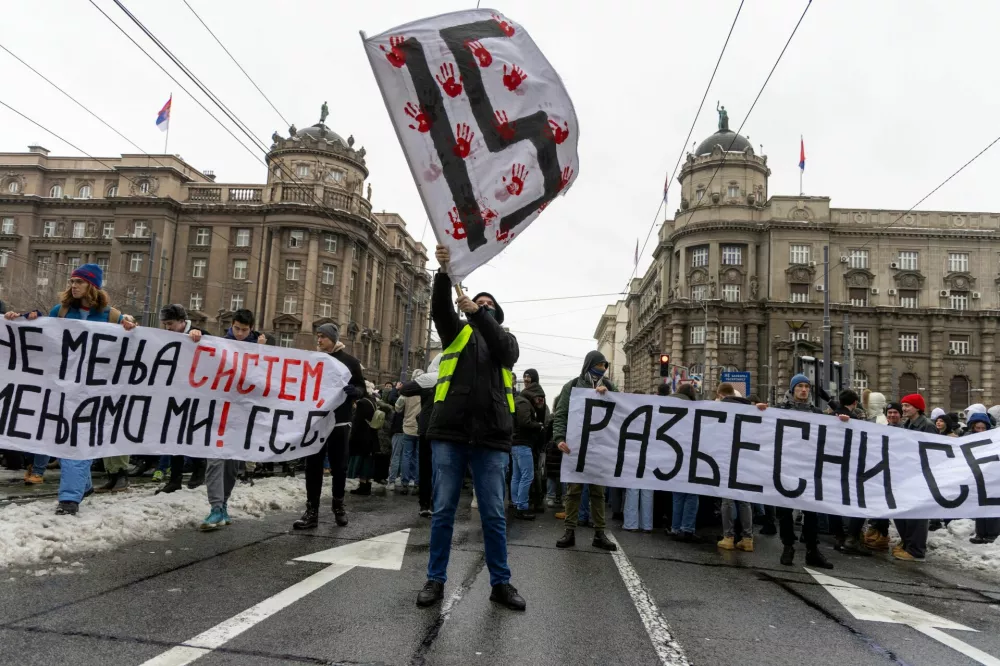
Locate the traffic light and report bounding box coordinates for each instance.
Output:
[659,353,670,377]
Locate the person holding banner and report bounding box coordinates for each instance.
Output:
[4,263,137,515]
[416,245,524,612]
[892,393,937,561]
[553,351,619,553]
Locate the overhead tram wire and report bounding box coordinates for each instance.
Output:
[503,292,624,304]
[621,0,745,294]
[696,0,813,205]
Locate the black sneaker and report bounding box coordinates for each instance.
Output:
[806,547,834,569]
[55,501,79,516]
[490,583,526,611]
[513,509,536,521]
[293,507,319,530]
[592,531,618,551]
[780,545,795,566]
[332,498,348,527]
[556,529,576,549]
[419,508,432,518]
[416,580,444,607]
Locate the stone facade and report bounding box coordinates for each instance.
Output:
[0,121,430,385]
[622,126,1000,411]
[594,300,628,386]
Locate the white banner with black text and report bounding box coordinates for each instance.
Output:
[562,388,1000,519]
[0,318,351,462]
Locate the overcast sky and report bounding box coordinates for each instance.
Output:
[3,0,999,398]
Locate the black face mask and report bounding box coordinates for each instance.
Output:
[483,306,496,320]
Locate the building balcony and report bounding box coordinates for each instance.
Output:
[116,234,153,245]
[186,185,264,204]
[30,235,111,246]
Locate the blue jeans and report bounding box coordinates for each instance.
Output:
[32,454,50,476]
[671,492,699,534]
[624,488,654,531]
[388,433,405,483]
[400,434,420,485]
[509,445,533,510]
[546,478,562,502]
[59,459,93,503]
[428,441,511,587]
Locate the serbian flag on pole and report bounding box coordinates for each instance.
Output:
[156,96,172,132]
[798,135,806,171]
[634,238,639,266]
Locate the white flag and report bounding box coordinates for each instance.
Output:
[362,9,579,282]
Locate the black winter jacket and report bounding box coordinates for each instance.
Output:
[329,348,366,425]
[513,383,548,449]
[426,272,519,451]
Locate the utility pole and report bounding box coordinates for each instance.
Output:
[822,245,832,395]
[399,267,415,382]
[142,232,157,327]
[842,312,852,391]
[423,292,434,366]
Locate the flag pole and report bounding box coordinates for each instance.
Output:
[164,93,171,154]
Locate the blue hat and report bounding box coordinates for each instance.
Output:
[967,412,992,430]
[789,373,810,391]
[71,263,103,290]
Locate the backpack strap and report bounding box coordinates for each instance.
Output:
[108,307,122,324]
[57,305,69,318]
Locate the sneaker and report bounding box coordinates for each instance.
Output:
[416,580,444,607]
[24,473,44,485]
[152,470,164,482]
[419,508,432,518]
[717,536,735,550]
[513,508,536,521]
[545,498,555,509]
[386,481,396,492]
[55,501,79,516]
[735,537,754,552]
[200,507,227,531]
[841,536,873,556]
[556,529,576,549]
[805,548,834,569]
[592,531,617,551]
[293,507,319,530]
[780,545,795,566]
[222,505,232,525]
[490,583,526,611]
[893,549,924,562]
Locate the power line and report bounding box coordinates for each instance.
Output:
[510,330,595,342]
[180,0,290,127]
[503,291,624,304]
[622,0,745,293]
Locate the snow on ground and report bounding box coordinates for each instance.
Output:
[927,519,1000,576]
[0,477,310,570]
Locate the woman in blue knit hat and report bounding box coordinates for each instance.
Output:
[4,262,136,515]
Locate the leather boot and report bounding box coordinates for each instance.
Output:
[806,547,834,569]
[293,506,319,530]
[556,529,575,549]
[592,531,618,551]
[780,545,795,566]
[332,498,349,527]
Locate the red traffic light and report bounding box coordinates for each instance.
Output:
[659,354,670,364]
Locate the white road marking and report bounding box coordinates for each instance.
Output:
[606,533,690,666]
[806,567,1000,666]
[140,529,411,666]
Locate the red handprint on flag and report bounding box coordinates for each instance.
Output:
[543,119,570,144]
[504,163,529,196]
[445,207,467,240]
[405,102,430,133]
[453,123,474,158]
[556,166,574,193]
[435,63,463,98]
[493,111,516,141]
[465,40,493,67]
[381,36,406,68]
[491,14,515,37]
[502,64,526,92]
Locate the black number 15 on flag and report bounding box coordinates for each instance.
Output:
[362,9,579,282]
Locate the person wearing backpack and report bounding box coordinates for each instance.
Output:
[4,263,136,515]
[349,383,384,496]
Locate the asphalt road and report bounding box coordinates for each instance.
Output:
[3,486,1000,666]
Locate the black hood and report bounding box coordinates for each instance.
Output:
[579,350,608,382]
[472,291,504,324]
[520,383,545,401]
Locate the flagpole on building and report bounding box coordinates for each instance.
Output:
[164,93,172,154]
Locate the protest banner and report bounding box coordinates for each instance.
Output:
[562,388,1000,519]
[0,318,352,462]
[362,9,579,282]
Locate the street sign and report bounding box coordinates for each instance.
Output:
[720,371,750,398]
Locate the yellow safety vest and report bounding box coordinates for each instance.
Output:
[434,324,515,413]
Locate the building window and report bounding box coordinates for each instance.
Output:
[324,234,338,253]
[849,288,868,307]
[279,333,294,348]
[43,221,57,238]
[852,329,869,351]
[233,259,248,280]
[1,218,14,235]
[853,370,869,391]
[189,258,205,278]
[790,284,809,303]
[283,296,297,314]
[296,164,310,178]
[289,230,305,248]
[319,300,333,317]
[235,228,251,247]
[195,228,211,246]
[898,251,918,270]
[848,249,869,269]
[949,335,971,355]
[138,180,150,194]
[690,246,708,268]
[106,184,118,197]
[230,294,244,311]
[7,181,19,194]
[948,252,969,273]
[790,331,810,342]
[321,264,336,285]
[97,258,109,280]
[133,220,148,238]
[727,184,740,199]
[0,250,8,268]
[899,333,919,353]
[326,169,344,183]
[950,292,969,310]
[722,284,740,302]
[286,260,301,281]
[691,284,707,301]
[695,187,705,202]
[49,184,63,198]
[899,290,918,308]
[72,221,86,239]
[352,243,360,261]
[189,293,203,311]
[789,245,810,265]
[68,256,81,273]
[721,245,742,265]
[690,325,705,345]
[125,287,137,307]
[78,185,92,199]
[721,325,741,345]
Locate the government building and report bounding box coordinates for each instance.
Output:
[0,109,431,384]
[617,111,1000,411]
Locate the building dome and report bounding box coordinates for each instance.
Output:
[695,129,752,156]
[295,123,346,146]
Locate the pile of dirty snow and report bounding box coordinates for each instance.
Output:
[927,519,1000,576]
